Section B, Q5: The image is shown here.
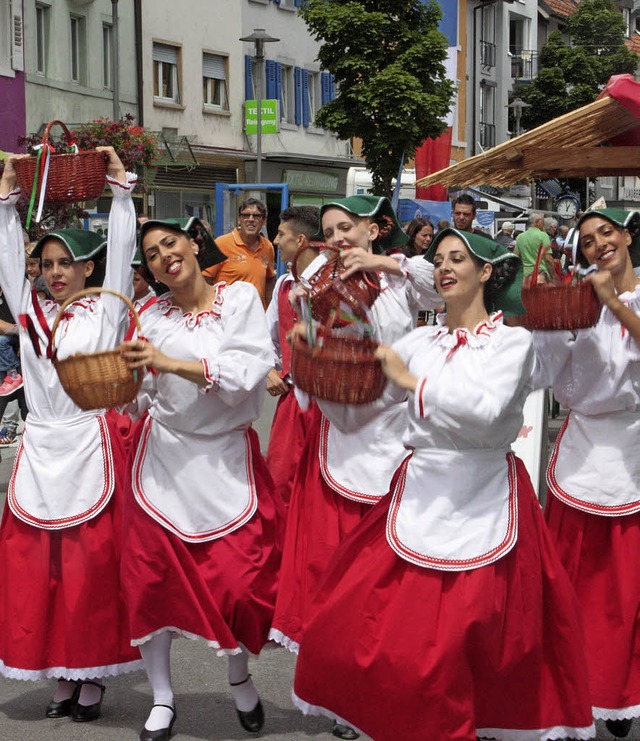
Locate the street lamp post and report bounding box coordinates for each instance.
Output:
[506,97,531,137]
[239,29,279,184]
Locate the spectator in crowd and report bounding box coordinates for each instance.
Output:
[202,198,275,308]
[514,212,555,285]
[401,217,435,257]
[451,194,493,238]
[437,219,451,232]
[556,225,570,249]
[496,221,517,250]
[545,217,562,260]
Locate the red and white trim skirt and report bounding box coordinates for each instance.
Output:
[0,411,143,680]
[293,458,595,741]
[546,492,640,721]
[269,407,375,653]
[121,426,283,657]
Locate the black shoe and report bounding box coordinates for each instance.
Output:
[46,681,80,718]
[139,704,177,741]
[605,718,633,738]
[71,680,105,723]
[230,675,265,733]
[332,720,360,739]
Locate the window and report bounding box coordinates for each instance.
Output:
[622,8,631,36]
[203,52,228,110]
[153,43,180,103]
[35,3,49,75]
[479,83,496,149]
[102,23,112,89]
[306,70,319,123]
[70,15,85,83]
[0,0,10,74]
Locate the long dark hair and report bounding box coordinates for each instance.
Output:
[468,251,519,313]
[405,217,434,256]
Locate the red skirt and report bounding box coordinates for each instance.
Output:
[265,391,317,510]
[270,408,373,652]
[0,410,142,681]
[546,492,640,721]
[121,425,283,656]
[294,458,594,741]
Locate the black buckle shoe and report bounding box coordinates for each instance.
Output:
[139,704,177,741]
[230,675,265,733]
[46,681,80,718]
[605,718,633,738]
[71,680,106,723]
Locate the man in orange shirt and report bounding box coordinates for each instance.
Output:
[203,198,275,307]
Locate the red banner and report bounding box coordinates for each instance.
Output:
[415,127,453,202]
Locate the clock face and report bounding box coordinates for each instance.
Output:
[556,197,578,219]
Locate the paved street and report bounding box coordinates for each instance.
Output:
[0,405,635,740]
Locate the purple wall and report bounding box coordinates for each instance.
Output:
[0,71,26,153]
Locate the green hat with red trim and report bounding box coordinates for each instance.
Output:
[425,227,525,316]
[31,229,106,261]
[321,195,408,253]
[575,208,640,268]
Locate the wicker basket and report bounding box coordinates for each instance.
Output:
[14,120,107,203]
[291,332,386,405]
[293,244,380,323]
[520,243,601,330]
[51,288,143,411]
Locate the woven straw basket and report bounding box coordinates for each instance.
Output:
[521,243,601,330]
[293,243,380,323]
[51,287,143,411]
[14,120,107,203]
[291,332,386,405]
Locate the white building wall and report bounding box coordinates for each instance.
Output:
[23,0,137,134]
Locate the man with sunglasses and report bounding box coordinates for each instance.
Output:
[203,198,275,307]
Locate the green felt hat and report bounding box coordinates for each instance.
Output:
[31,229,106,261]
[425,227,525,316]
[576,208,640,268]
[321,195,408,253]
[139,217,227,271]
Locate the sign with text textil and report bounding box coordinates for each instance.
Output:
[245,100,280,134]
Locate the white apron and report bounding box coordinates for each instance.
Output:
[548,410,640,515]
[386,449,518,571]
[132,416,258,542]
[8,414,115,529]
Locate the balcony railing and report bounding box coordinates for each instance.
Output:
[480,40,496,68]
[479,121,496,150]
[510,50,539,80]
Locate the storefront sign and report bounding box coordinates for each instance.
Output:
[283,169,340,193]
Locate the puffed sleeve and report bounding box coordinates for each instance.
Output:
[0,189,31,319]
[266,274,285,370]
[530,329,575,389]
[200,282,273,406]
[385,253,442,312]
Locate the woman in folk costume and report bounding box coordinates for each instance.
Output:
[120,217,283,741]
[269,195,441,739]
[292,228,595,741]
[0,149,142,720]
[265,205,321,509]
[533,209,640,739]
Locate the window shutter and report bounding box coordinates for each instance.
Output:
[153,43,178,64]
[203,53,226,80]
[321,72,332,106]
[302,69,310,127]
[11,0,23,72]
[294,67,302,125]
[244,54,253,99]
[276,62,283,118]
[266,59,277,99]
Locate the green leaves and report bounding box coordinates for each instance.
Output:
[299,0,453,196]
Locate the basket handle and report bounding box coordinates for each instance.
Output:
[42,120,75,148]
[529,242,547,290]
[291,242,339,281]
[50,287,142,355]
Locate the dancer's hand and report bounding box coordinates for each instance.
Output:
[375,344,417,392]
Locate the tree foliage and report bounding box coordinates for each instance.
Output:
[516,0,637,130]
[299,0,454,196]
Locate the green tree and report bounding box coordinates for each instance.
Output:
[299,0,454,196]
[517,0,637,130]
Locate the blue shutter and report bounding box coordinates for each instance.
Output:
[330,73,336,101]
[302,69,310,127]
[276,63,283,119]
[321,72,332,106]
[294,67,303,125]
[295,0,303,6]
[244,55,253,100]
[266,59,277,99]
